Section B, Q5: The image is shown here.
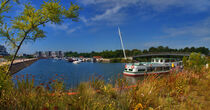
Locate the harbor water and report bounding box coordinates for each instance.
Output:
[13,59,129,88]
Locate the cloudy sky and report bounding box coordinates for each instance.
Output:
[1,0,210,54]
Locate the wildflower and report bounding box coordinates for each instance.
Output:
[109,103,112,108]
[135,103,143,110]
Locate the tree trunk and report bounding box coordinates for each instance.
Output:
[7,34,27,75]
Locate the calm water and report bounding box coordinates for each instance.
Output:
[13,59,130,88]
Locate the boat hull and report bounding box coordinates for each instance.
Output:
[123,71,170,76]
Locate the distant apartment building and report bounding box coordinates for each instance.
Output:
[45,51,52,58]
[0,45,9,56]
[35,51,63,58]
[55,51,64,58]
[35,51,46,58]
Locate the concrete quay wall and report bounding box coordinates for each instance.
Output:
[10,58,38,75]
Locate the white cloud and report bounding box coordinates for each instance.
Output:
[47,23,69,30]
[46,23,80,34]
[144,41,164,48]
[143,17,210,48]
[162,17,210,38]
[140,0,210,12]
[79,0,140,25]
[80,17,88,24]
[67,26,81,34]
[79,0,210,25]
[91,5,122,21]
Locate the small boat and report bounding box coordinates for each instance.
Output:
[54,57,59,60]
[73,60,81,64]
[68,58,75,62]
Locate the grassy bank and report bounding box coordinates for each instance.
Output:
[0,68,209,109]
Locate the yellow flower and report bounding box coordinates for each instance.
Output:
[135,103,143,110]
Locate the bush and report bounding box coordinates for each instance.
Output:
[183,52,207,72]
[0,65,13,96]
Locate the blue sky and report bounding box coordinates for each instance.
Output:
[1,0,210,54]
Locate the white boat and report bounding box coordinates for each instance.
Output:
[73,60,81,64]
[123,58,182,76]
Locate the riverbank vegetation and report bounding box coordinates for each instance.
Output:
[65,46,209,58]
[110,58,133,63]
[0,53,209,109]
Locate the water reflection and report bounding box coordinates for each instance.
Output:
[124,75,146,85]
[124,73,170,85]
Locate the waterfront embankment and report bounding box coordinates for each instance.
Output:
[0,58,38,75]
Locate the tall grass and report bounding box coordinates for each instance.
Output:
[0,68,209,110]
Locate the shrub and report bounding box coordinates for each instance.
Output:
[0,65,13,96]
[183,52,207,72]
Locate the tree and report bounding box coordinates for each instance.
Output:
[143,49,148,53]
[0,0,80,73]
[131,49,142,56]
[149,47,156,53]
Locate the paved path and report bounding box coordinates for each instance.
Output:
[0,58,37,66]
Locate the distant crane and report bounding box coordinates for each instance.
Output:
[118,26,127,60]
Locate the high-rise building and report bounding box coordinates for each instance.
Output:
[55,51,64,58]
[35,51,45,58]
[45,51,52,58]
[35,51,63,58]
[0,45,9,56]
[58,51,64,58]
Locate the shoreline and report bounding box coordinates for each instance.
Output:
[0,58,38,75]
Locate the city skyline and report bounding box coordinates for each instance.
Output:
[0,0,210,54]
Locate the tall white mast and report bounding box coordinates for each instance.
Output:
[118,26,127,60]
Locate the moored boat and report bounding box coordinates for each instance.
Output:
[73,60,81,64]
[123,58,182,76]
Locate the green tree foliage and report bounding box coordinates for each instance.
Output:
[183,52,207,72]
[65,46,209,58]
[0,0,80,73]
[65,49,142,58]
[148,46,209,55]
